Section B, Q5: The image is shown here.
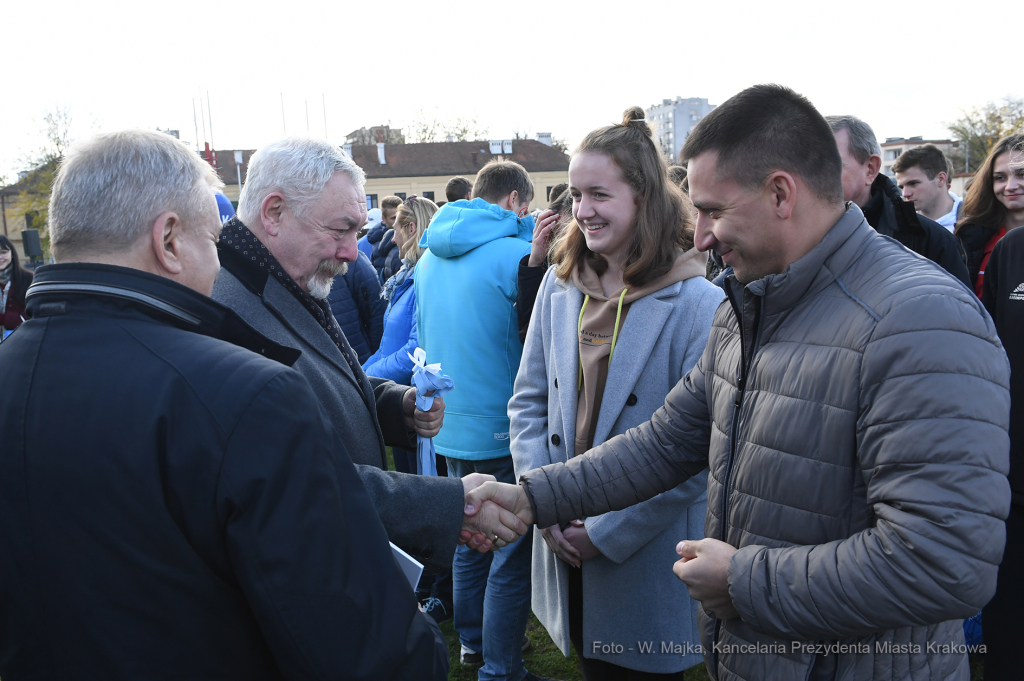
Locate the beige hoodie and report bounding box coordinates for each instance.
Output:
[570,248,707,455]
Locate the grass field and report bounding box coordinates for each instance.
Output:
[439,612,710,681]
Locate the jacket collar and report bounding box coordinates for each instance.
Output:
[25,263,301,366]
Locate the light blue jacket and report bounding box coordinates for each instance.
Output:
[415,199,533,460]
[362,273,418,385]
[509,266,724,672]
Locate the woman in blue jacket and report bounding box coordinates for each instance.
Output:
[363,196,439,470]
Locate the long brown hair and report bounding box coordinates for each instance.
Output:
[552,106,694,287]
[957,133,1024,233]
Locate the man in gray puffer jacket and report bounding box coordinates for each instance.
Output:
[465,85,1011,681]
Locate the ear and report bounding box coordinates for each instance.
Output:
[260,192,286,237]
[865,154,882,183]
[149,211,185,276]
[937,171,948,188]
[765,171,798,220]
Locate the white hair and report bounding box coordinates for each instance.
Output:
[237,137,366,226]
[49,130,223,260]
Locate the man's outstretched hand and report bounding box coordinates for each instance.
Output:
[460,481,535,551]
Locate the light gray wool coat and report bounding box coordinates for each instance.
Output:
[510,266,724,673]
[520,205,1012,681]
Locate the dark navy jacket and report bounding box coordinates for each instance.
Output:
[327,251,385,364]
[0,263,447,681]
[372,229,403,285]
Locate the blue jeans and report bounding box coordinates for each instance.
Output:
[447,455,533,681]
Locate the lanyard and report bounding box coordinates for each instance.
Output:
[577,288,627,391]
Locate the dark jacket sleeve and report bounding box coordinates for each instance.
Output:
[218,369,448,681]
[516,255,547,344]
[369,375,417,450]
[356,464,464,572]
[920,214,971,288]
[520,344,714,529]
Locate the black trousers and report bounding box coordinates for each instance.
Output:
[567,566,689,681]
[984,502,1023,679]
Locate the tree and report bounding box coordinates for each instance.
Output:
[947,96,1024,174]
[408,109,488,143]
[10,105,75,256]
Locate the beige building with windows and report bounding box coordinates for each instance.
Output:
[880,137,959,178]
[218,139,569,211]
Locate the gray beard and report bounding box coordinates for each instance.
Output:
[306,260,348,300]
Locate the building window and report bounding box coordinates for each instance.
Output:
[395,192,406,200]
[546,186,554,200]
[423,191,435,201]
[885,149,902,160]
[366,194,378,209]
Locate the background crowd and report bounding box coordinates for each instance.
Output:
[0,83,1020,681]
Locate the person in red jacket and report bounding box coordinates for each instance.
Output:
[0,234,33,338]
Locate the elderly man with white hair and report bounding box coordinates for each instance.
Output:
[0,129,465,679]
[211,137,501,573]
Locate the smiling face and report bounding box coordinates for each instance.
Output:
[0,243,11,271]
[568,151,637,271]
[689,151,788,284]
[268,172,366,299]
[992,152,1024,218]
[896,165,948,217]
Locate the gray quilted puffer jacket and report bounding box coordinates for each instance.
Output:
[520,205,1011,681]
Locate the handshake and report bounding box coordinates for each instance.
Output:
[459,474,536,552]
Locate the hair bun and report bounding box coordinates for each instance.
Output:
[621,106,652,138]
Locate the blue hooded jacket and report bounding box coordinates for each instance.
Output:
[415,199,533,460]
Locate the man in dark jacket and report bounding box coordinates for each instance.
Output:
[981,224,1024,678]
[826,115,971,287]
[0,129,450,680]
[372,195,404,284]
[327,250,385,364]
[219,138,524,572]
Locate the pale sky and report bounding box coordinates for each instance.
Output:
[2,0,1017,182]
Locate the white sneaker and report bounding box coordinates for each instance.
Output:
[460,645,483,666]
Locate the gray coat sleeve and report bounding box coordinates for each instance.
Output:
[368,376,418,450]
[728,292,1011,640]
[357,464,464,573]
[519,342,715,529]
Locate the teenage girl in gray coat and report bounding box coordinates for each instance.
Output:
[509,107,724,679]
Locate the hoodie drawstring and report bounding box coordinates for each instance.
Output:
[577,288,627,391]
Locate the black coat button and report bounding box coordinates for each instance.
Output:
[554,378,558,389]
[551,434,561,446]
[626,393,638,406]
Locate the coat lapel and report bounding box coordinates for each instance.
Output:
[261,277,362,389]
[591,283,677,446]
[549,280,582,460]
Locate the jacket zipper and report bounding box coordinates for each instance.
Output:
[713,292,764,677]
